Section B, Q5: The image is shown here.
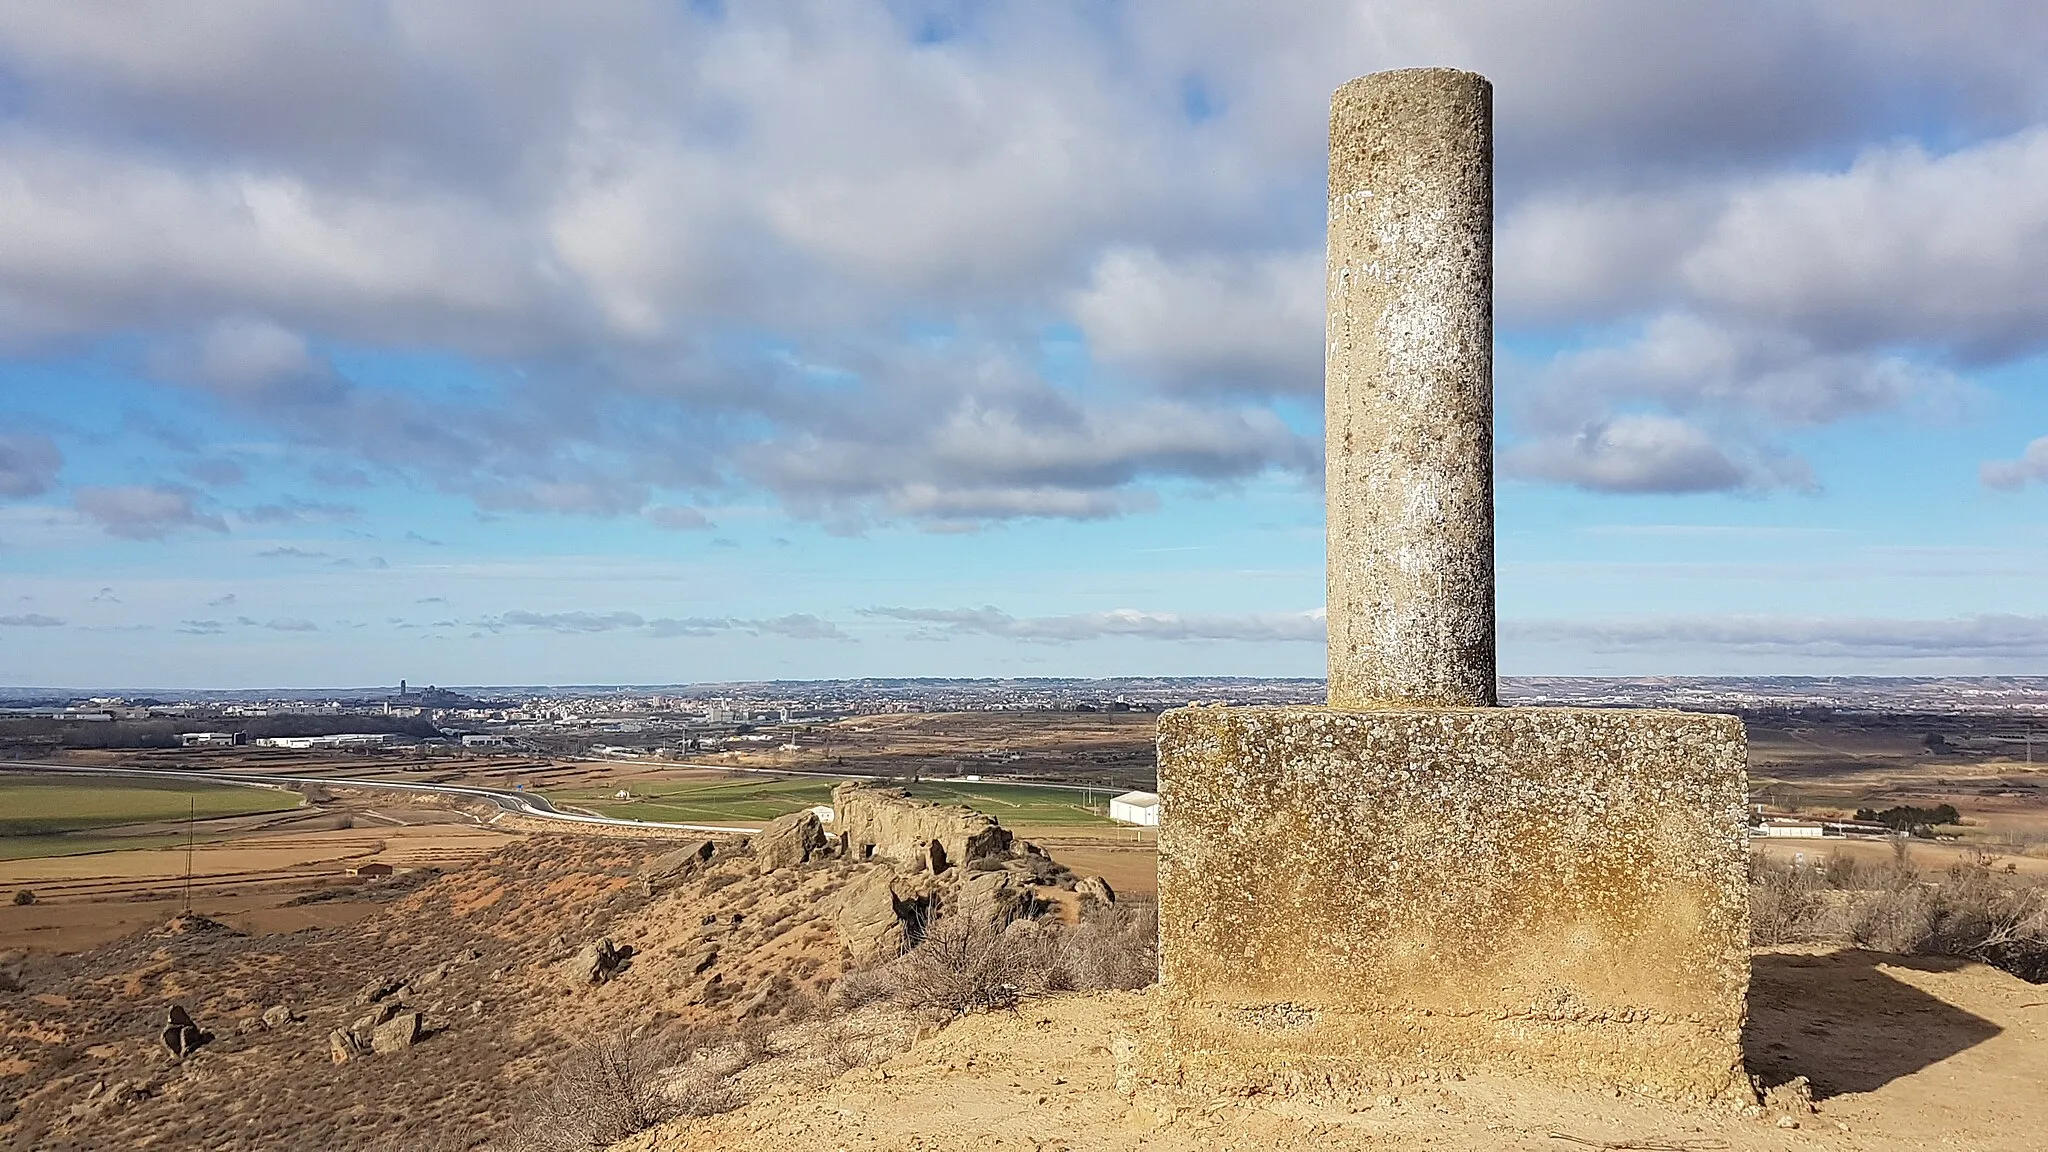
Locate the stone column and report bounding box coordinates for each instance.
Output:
[1325,68,1495,709]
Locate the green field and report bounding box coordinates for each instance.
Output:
[548,774,1115,828]
[0,774,304,837]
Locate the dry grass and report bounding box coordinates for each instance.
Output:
[1750,848,2048,980]
[836,898,1159,1017]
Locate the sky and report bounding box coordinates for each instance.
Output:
[3,0,2048,689]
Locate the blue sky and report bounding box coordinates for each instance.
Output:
[3,1,2047,688]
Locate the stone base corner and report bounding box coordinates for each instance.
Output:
[1151,704,1750,1100]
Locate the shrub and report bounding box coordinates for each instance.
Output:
[1750,850,2048,981]
[11,889,33,906]
[511,1030,690,1152]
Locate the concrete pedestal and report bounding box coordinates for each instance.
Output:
[1151,704,1751,1099]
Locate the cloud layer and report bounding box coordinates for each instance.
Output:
[2,1,2044,526]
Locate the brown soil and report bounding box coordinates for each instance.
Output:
[0,822,514,953]
[623,945,2048,1152]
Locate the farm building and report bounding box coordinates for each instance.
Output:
[1109,791,1160,827]
[347,862,395,877]
[177,731,245,747]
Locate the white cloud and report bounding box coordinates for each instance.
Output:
[864,605,1326,643]
[71,485,226,540]
[0,432,61,497]
[1069,246,1322,394]
[1508,613,2048,658]
[1981,436,2048,490]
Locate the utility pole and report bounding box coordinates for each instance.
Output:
[183,798,195,913]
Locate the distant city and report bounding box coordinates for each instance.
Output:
[6,674,2048,729]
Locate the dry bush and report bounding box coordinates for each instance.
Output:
[884,914,1028,1014]
[839,900,1160,1016]
[1750,850,2048,981]
[508,1030,695,1152]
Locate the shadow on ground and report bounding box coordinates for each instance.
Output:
[1746,948,2001,1098]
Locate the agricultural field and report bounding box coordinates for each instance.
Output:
[544,771,1118,828]
[0,773,305,857]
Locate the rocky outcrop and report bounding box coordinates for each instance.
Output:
[572,937,633,986]
[158,1005,206,1059]
[371,1011,423,1054]
[832,783,1012,872]
[261,1004,295,1029]
[1076,876,1116,906]
[834,868,937,962]
[753,810,828,873]
[641,839,720,895]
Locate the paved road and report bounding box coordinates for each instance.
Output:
[5,761,763,835]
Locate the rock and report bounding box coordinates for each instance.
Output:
[1758,1074,1817,1115]
[642,841,720,895]
[235,1015,263,1035]
[956,870,1034,926]
[158,1005,205,1059]
[732,985,774,1019]
[1076,876,1116,906]
[261,1004,294,1029]
[833,868,914,962]
[408,962,453,993]
[1776,1117,1801,1129]
[0,1099,16,1124]
[351,1001,402,1042]
[687,948,719,976]
[834,783,1012,869]
[354,976,404,1006]
[328,1028,362,1065]
[370,1011,423,1054]
[753,811,828,873]
[572,937,632,986]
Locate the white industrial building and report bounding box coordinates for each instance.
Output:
[177,731,245,747]
[1109,791,1160,827]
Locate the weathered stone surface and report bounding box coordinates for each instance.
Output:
[328,1028,361,1065]
[159,1005,205,1059]
[955,870,1033,927]
[261,1004,294,1029]
[1152,703,1750,1098]
[571,937,631,986]
[354,976,403,1007]
[833,868,915,961]
[754,810,828,873]
[641,840,718,894]
[833,782,1012,870]
[1325,67,1495,710]
[1075,876,1116,906]
[370,1011,422,1054]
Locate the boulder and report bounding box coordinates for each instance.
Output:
[370,1011,422,1054]
[261,1004,295,1029]
[572,937,632,986]
[641,840,719,895]
[328,1028,362,1065]
[956,870,1034,926]
[753,811,828,873]
[354,976,404,1007]
[408,961,453,993]
[158,1005,205,1059]
[833,868,916,962]
[1075,876,1116,906]
[350,1001,402,1043]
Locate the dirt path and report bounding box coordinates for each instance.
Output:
[626,948,2048,1152]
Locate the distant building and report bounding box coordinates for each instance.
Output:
[1109,791,1161,827]
[1754,819,1825,839]
[461,734,508,748]
[177,731,246,748]
[255,732,403,750]
[347,862,395,877]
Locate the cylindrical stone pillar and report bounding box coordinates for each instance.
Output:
[1325,68,1495,709]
